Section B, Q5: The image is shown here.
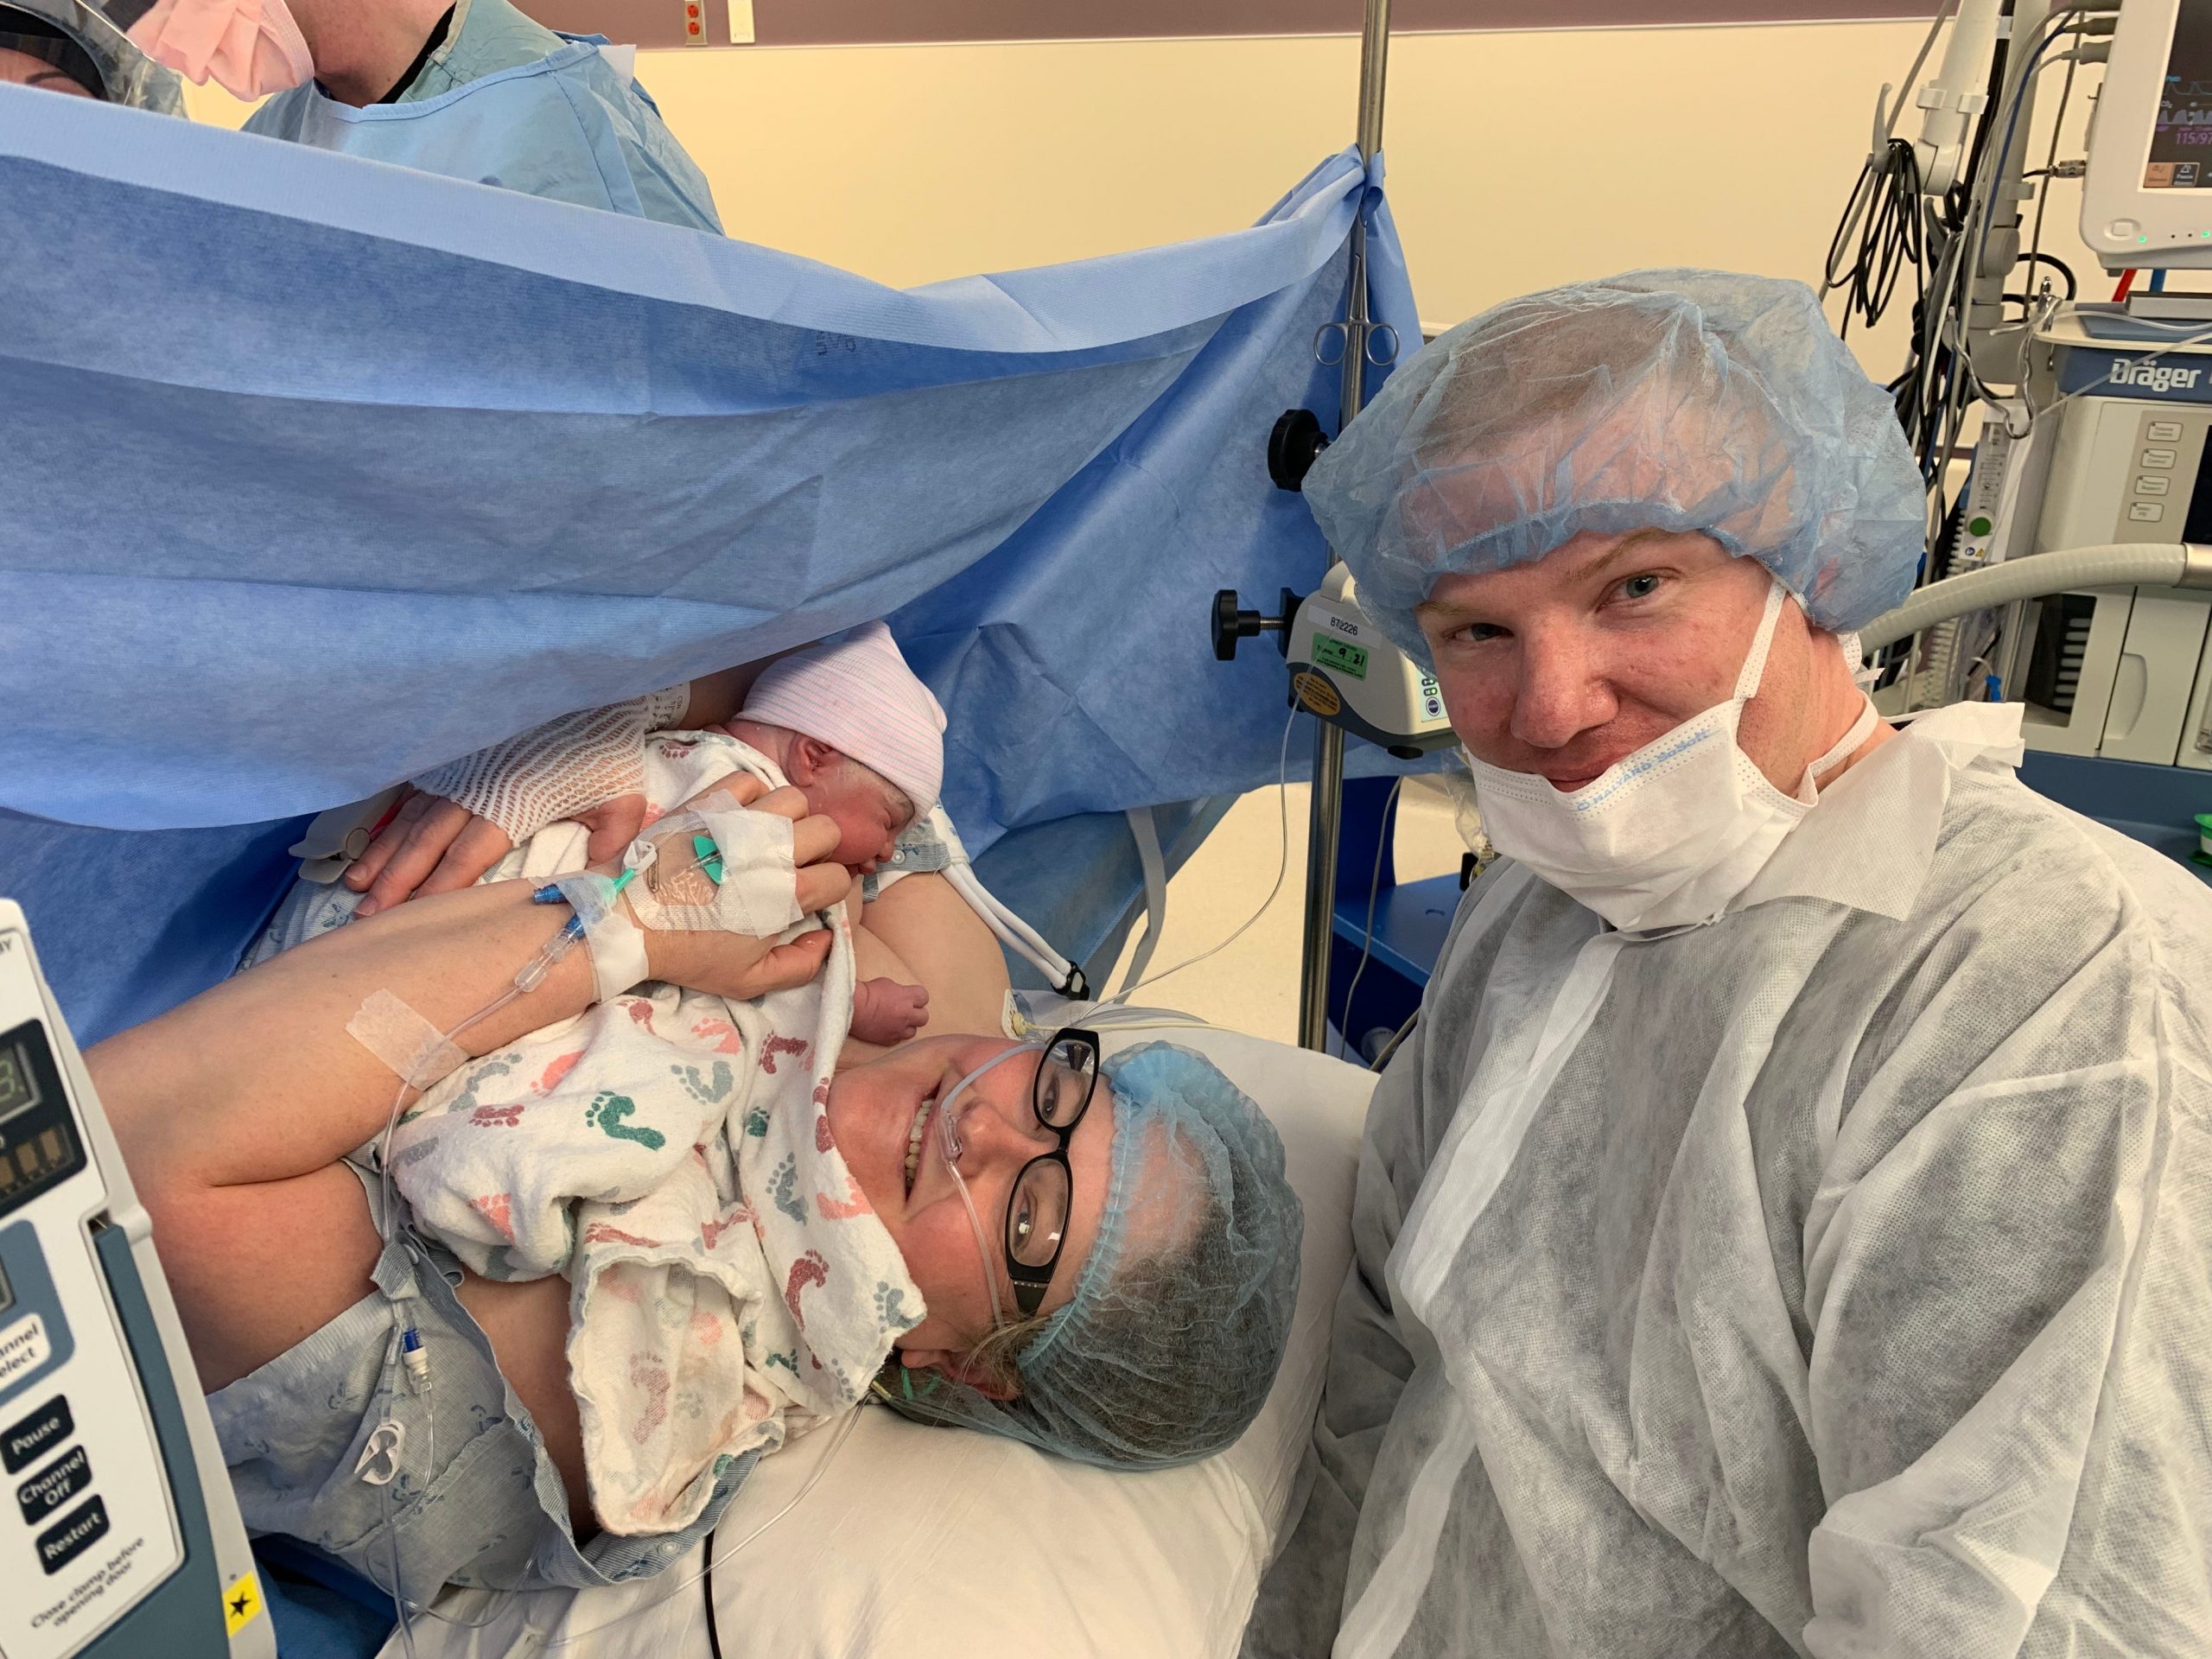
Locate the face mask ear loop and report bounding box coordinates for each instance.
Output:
[1731,580,1794,704]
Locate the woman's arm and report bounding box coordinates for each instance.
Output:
[346,652,805,915]
[92,781,847,1389]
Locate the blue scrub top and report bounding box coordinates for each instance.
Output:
[244,0,721,232]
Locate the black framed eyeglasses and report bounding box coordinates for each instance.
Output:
[1003,1029,1102,1318]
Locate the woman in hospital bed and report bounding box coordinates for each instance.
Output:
[86,770,1303,1611]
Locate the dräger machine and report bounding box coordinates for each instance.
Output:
[0,899,271,1659]
[1827,0,2212,867]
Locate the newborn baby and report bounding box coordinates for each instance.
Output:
[252,623,950,1049]
[711,622,947,1046]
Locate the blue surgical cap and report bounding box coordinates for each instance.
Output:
[882,1040,1302,1469]
[1303,269,1924,668]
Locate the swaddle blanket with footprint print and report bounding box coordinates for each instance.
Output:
[385,734,925,1536]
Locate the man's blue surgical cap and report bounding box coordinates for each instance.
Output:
[1302,269,1925,667]
[882,1040,1302,1469]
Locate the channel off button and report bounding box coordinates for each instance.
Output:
[16,1443,89,1524]
[35,1494,108,1575]
[2,1395,71,1475]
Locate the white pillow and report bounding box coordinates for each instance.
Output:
[391,1026,1372,1659]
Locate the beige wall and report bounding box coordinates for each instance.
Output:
[183,22,2102,379]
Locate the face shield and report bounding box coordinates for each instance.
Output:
[0,1,184,110]
[54,0,308,101]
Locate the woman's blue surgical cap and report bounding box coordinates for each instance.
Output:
[1302,268,1925,667]
[881,1040,1302,1469]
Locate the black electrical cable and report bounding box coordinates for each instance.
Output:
[1824,137,1926,338]
[703,1548,727,1659]
[2005,249,2077,302]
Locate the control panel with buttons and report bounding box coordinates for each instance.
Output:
[0,904,273,1658]
[2113,407,2212,543]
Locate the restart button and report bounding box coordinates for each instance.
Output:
[35,1494,108,1575]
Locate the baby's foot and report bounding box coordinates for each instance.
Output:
[850,977,930,1046]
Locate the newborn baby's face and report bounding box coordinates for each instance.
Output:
[803,760,915,874]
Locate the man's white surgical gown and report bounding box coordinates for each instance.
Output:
[1247,702,2212,1657]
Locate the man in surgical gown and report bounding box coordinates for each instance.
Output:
[1244,270,2212,1657]
[247,0,721,231]
[104,0,721,229]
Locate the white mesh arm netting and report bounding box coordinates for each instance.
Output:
[411,684,691,842]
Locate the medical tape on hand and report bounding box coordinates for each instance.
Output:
[550,872,652,1004]
[621,801,804,936]
[347,990,467,1090]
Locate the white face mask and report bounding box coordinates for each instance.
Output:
[1464,579,1878,933]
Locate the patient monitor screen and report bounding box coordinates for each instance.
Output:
[0,1041,40,1126]
[2148,5,2212,188]
[0,1023,83,1222]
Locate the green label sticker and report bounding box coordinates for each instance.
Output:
[1313,634,1370,679]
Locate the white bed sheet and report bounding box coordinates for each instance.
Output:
[385,1023,1371,1659]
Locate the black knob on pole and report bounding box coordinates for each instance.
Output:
[1268,408,1331,493]
[1213,589,1266,661]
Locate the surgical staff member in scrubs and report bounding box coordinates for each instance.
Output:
[1244,270,2212,1658]
[81,0,720,229]
[0,0,181,107]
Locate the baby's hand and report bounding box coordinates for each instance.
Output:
[850,977,930,1046]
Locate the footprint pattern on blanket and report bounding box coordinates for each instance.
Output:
[629,1352,671,1446]
[768,1155,805,1223]
[535,1051,584,1096]
[671,1060,734,1106]
[785,1251,830,1326]
[472,1192,517,1243]
[742,1106,770,1138]
[699,1210,751,1250]
[441,1055,517,1116]
[470,1103,525,1129]
[690,1017,745,1056]
[759,1034,808,1076]
[583,1222,660,1249]
[586,1091,666,1151]
[873,1282,918,1333]
[763,1348,799,1376]
[816,1173,870,1220]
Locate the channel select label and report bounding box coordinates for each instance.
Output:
[0,1313,51,1391]
[35,1494,108,1575]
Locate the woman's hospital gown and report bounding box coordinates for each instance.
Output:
[1248,702,2212,1658]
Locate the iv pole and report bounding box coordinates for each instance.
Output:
[1296,0,1393,1052]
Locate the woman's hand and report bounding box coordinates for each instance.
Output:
[632,779,853,1001]
[346,787,645,918]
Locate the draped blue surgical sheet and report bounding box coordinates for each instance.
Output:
[0,85,1421,1042]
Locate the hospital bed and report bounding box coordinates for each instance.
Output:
[1,883,1373,1659]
